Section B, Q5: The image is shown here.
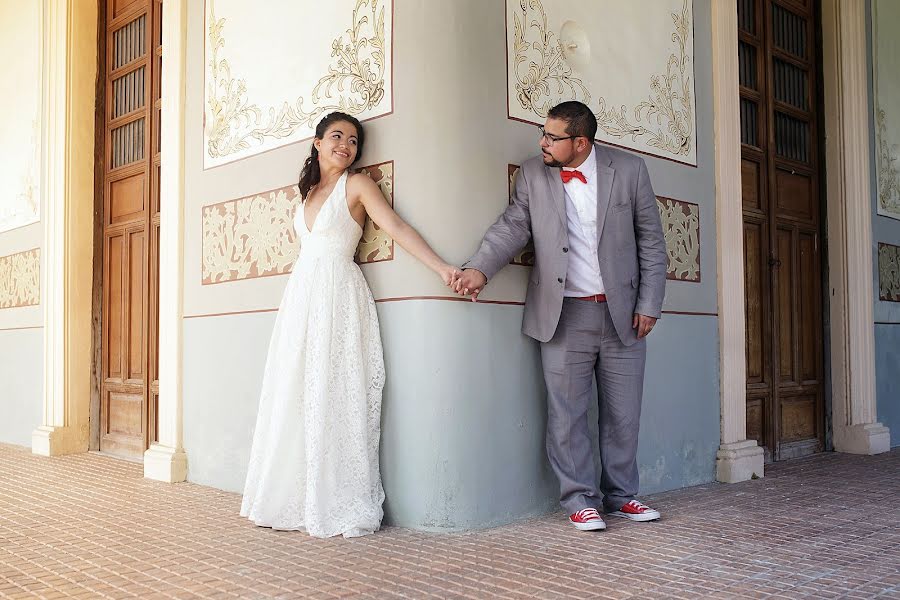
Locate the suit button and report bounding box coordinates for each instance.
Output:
[557,277,563,284]
[562,247,568,253]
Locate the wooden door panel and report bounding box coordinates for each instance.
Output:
[110,118,146,170]
[107,391,143,436]
[105,233,125,382]
[775,169,814,221]
[746,399,765,444]
[780,395,817,441]
[744,221,768,385]
[100,1,158,459]
[771,2,808,59]
[111,14,146,70]
[127,229,146,383]
[109,174,145,225]
[798,232,818,383]
[740,0,823,461]
[111,0,144,23]
[111,67,146,121]
[775,227,795,384]
[742,159,763,212]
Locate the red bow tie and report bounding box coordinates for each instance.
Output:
[560,169,587,184]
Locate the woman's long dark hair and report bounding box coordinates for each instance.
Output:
[298,112,365,201]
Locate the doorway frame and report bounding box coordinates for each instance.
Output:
[32,0,189,477]
[711,0,889,481]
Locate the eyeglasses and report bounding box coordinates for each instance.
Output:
[539,126,578,145]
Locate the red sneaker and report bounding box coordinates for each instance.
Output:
[608,500,660,522]
[568,508,607,531]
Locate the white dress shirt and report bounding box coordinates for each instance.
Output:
[561,146,606,297]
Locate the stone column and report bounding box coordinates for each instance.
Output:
[821,0,890,455]
[32,0,97,457]
[144,0,189,482]
[710,0,765,482]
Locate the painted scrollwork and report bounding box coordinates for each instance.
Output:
[202,186,299,284]
[206,0,388,161]
[657,197,700,282]
[879,243,900,302]
[876,107,900,219]
[511,0,694,162]
[202,161,394,284]
[0,249,40,309]
[355,162,394,263]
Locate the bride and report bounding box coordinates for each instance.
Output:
[240,112,458,538]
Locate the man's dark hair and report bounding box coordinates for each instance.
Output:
[547,101,597,141]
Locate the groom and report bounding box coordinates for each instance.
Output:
[453,101,667,531]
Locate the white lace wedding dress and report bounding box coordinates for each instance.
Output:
[240,171,386,538]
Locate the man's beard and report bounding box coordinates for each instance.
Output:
[542,152,565,168]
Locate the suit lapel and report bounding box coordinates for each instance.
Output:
[544,165,568,232]
[594,144,615,243]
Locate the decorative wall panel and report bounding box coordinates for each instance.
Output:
[355,161,395,264]
[873,0,900,220]
[658,196,700,282]
[201,161,394,284]
[204,0,393,168]
[0,249,40,309]
[507,0,696,166]
[0,1,41,232]
[879,242,900,302]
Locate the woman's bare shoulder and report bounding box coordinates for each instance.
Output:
[346,171,380,196]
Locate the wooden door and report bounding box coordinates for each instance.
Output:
[100,0,162,458]
[739,0,825,461]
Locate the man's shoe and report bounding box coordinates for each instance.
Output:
[608,500,661,522]
[568,508,607,531]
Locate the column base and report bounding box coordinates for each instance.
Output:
[834,422,891,455]
[716,439,765,483]
[143,443,188,483]
[31,425,89,456]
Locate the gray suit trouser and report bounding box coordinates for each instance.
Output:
[540,298,646,515]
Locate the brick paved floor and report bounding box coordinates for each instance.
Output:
[0,444,897,599]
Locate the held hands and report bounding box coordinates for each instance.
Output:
[449,268,487,302]
[438,264,464,287]
[633,313,657,338]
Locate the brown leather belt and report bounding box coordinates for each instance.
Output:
[575,294,607,302]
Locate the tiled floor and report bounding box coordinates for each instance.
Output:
[0,444,897,599]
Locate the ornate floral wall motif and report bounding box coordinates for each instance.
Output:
[507,165,536,266]
[879,243,900,302]
[202,185,298,284]
[657,196,700,282]
[876,107,900,220]
[205,0,393,168]
[507,0,696,166]
[873,0,900,220]
[355,162,394,264]
[0,249,40,309]
[0,0,41,232]
[201,161,395,284]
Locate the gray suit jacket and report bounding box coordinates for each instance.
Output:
[464,143,667,345]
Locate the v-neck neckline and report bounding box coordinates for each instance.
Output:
[303,172,345,233]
